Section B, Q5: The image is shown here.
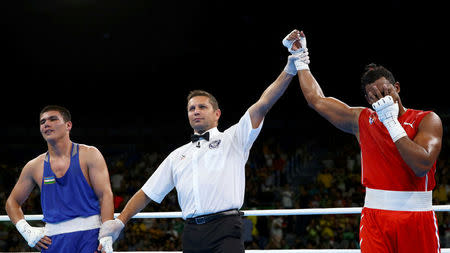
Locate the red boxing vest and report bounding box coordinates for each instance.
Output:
[358,108,436,191]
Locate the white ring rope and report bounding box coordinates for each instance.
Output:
[1,205,449,221]
[6,251,450,253]
[116,250,450,253]
[2,206,449,252]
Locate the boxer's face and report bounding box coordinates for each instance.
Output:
[39,110,72,142]
[364,77,400,105]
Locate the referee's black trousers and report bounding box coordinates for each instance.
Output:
[182,215,244,253]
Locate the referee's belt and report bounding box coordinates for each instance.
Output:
[186,209,243,225]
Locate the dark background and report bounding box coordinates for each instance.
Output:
[1,2,449,250]
[1,0,447,159]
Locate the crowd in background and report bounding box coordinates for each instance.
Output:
[1,133,449,251]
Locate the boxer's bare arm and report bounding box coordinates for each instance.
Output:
[297,69,364,135]
[6,158,40,224]
[83,145,114,223]
[6,156,52,250]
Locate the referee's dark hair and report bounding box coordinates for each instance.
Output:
[187,90,220,111]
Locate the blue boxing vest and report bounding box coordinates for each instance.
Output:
[41,143,100,223]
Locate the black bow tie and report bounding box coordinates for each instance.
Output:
[191,132,210,143]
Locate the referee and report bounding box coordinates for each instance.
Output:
[97,55,299,252]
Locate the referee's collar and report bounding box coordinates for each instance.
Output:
[201,127,219,137]
[207,127,219,138]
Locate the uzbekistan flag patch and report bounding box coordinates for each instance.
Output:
[44,176,56,185]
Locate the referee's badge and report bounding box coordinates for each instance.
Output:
[209,139,221,149]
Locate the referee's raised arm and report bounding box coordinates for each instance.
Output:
[248,60,296,129]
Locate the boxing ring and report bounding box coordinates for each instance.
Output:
[2,205,450,252]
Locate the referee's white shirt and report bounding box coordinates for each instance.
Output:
[141,110,263,219]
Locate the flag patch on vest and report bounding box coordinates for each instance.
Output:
[369,114,377,125]
[44,176,56,184]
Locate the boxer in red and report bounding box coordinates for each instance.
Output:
[282,29,443,253]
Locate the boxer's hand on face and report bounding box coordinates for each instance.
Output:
[381,83,399,103]
[366,85,384,105]
[367,83,398,104]
[382,84,392,96]
[372,95,407,142]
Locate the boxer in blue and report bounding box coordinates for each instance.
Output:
[5,105,114,252]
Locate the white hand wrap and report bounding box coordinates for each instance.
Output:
[372,96,407,142]
[282,30,307,54]
[284,55,299,75]
[99,236,113,253]
[284,50,310,74]
[282,31,310,70]
[293,49,310,71]
[98,218,125,242]
[15,219,46,247]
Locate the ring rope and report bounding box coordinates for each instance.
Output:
[2,207,449,252]
[116,250,450,253]
[1,205,449,221]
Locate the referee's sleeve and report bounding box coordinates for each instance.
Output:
[141,154,175,204]
[233,110,264,152]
